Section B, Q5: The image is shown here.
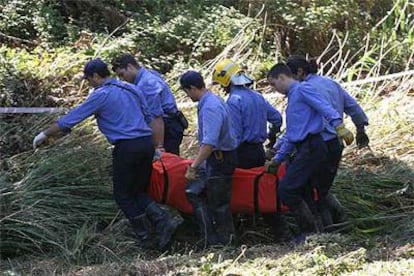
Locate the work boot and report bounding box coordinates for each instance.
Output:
[307,202,324,233]
[213,204,236,246]
[316,199,334,228]
[324,192,346,224]
[129,214,156,249]
[264,213,293,243]
[145,202,182,249]
[291,200,320,235]
[187,193,219,248]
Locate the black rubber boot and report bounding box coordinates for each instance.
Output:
[145,202,181,249]
[325,193,346,224]
[317,199,334,228]
[307,202,325,233]
[207,175,236,247]
[129,214,156,249]
[186,193,218,248]
[291,200,320,235]
[263,213,293,243]
[213,204,236,246]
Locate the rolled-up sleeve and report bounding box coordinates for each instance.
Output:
[133,88,153,125]
[57,91,106,132]
[201,106,222,147]
[140,79,164,117]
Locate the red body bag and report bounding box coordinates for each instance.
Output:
[149,153,290,214]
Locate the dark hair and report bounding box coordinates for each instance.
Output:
[286,55,318,74]
[96,67,111,78]
[111,54,139,71]
[267,63,293,79]
[83,58,111,78]
[180,70,205,89]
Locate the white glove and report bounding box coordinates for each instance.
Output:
[33,132,47,149]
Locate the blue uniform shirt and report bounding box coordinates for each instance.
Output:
[274,81,342,163]
[134,67,178,117]
[58,78,153,144]
[226,86,282,145]
[198,91,237,151]
[305,74,369,141]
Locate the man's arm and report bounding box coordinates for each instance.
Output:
[137,81,165,147]
[192,106,223,167]
[149,116,165,149]
[33,91,105,148]
[265,100,282,129]
[191,144,214,168]
[299,83,342,127]
[339,84,369,128]
[273,135,295,163]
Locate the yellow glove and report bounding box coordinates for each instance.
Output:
[265,160,279,175]
[336,123,354,146]
[185,165,199,181]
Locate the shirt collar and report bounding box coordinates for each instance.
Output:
[304,74,316,81]
[94,78,115,90]
[198,90,212,111]
[287,81,299,97]
[134,67,146,85]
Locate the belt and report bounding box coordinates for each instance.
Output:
[241,141,263,146]
[163,110,179,118]
[113,136,150,145]
[294,133,321,146]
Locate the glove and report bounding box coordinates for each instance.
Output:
[33,132,48,149]
[356,130,369,149]
[153,149,162,161]
[335,123,354,146]
[265,148,276,161]
[265,160,279,175]
[185,165,199,181]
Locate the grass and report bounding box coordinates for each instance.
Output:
[0,75,412,274]
[1,3,413,274]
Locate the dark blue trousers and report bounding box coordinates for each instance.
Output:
[236,142,265,169]
[278,134,328,208]
[163,116,185,155]
[112,136,154,219]
[316,138,343,197]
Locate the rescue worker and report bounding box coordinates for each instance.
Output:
[111,54,187,155]
[286,55,369,226]
[212,59,282,169]
[179,70,238,247]
[32,59,181,250]
[266,63,354,240]
[212,59,290,242]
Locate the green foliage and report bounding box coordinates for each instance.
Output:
[34,1,68,44]
[123,5,256,71]
[0,0,40,39]
[0,0,413,270]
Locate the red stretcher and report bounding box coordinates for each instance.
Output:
[149,153,293,214]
